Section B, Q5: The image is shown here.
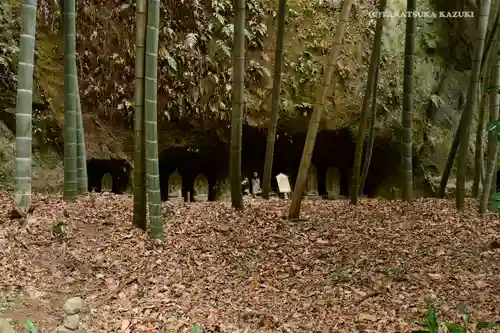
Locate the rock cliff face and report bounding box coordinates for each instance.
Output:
[0,0,496,197]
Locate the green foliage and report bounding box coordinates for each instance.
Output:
[36,0,271,126]
[24,319,38,333]
[413,306,499,333]
[0,136,15,190]
[192,323,204,333]
[0,1,18,94]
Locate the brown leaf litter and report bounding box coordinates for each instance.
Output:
[0,191,499,332]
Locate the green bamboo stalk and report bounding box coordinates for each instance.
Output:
[350,0,385,204]
[262,0,287,199]
[359,65,380,196]
[76,81,88,194]
[63,0,78,200]
[480,42,500,213]
[230,0,246,210]
[133,0,148,230]
[401,0,416,202]
[288,0,353,218]
[14,0,37,215]
[144,0,164,240]
[456,0,491,210]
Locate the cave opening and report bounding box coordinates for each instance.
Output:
[361,135,402,198]
[158,145,228,201]
[87,158,131,194]
[156,125,399,200]
[495,171,500,193]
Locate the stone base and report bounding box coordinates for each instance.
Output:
[168,196,184,203]
[304,195,322,200]
[193,195,208,201]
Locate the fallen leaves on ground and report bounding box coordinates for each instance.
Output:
[0,191,499,332]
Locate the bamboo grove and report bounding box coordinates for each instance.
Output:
[11,0,500,240]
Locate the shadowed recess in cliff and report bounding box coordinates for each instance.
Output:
[155,125,401,200]
[495,170,500,193]
[361,135,402,198]
[159,145,228,201]
[87,158,131,194]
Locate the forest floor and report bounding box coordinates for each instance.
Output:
[0,191,499,332]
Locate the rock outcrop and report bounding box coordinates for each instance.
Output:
[0,0,497,195]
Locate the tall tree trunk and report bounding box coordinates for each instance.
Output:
[63,0,78,201]
[359,65,380,196]
[456,0,491,210]
[480,39,500,213]
[133,0,148,229]
[491,167,497,199]
[439,12,498,197]
[438,94,465,197]
[61,0,87,195]
[401,0,416,201]
[473,9,500,196]
[288,0,353,218]
[14,0,37,215]
[473,72,490,197]
[75,79,88,194]
[350,0,386,204]
[144,0,164,240]
[230,0,246,210]
[262,0,287,200]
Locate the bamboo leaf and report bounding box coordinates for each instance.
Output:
[487,119,500,131]
[487,84,500,92]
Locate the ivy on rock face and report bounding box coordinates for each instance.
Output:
[34,0,271,130]
[0,2,18,95]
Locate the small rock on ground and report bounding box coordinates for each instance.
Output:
[0,319,15,333]
[63,297,83,315]
[63,314,80,330]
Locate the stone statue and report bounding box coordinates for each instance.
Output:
[252,172,261,196]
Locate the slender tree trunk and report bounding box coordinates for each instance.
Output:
[230,0,246,210]
[350,0,386,204]
[473,11,499,196]
[491,168,497,199]
[288,0,353,218]
[401,0,416,201]
[133,0,148,229]
[473,75,490,197]
[75,82,88,194]
[14,0,37,215]
[262,0,287,199]
[63,0,78,200]
[61,0,87,195]
[359,65,380,196]
[456,0,490,210]
[439,13,497,197]
[144,0,164,240]
[480,39,500,213]
[438,94,465,197]
[480,7,499,69]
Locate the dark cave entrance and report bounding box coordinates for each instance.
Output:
[240,127,356,197]
[495,170,500,193]
[158,146,228,201]
[156,125,396,200]
[240,126,397,198]
[87,158,131,194]
[361,136,402,197]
